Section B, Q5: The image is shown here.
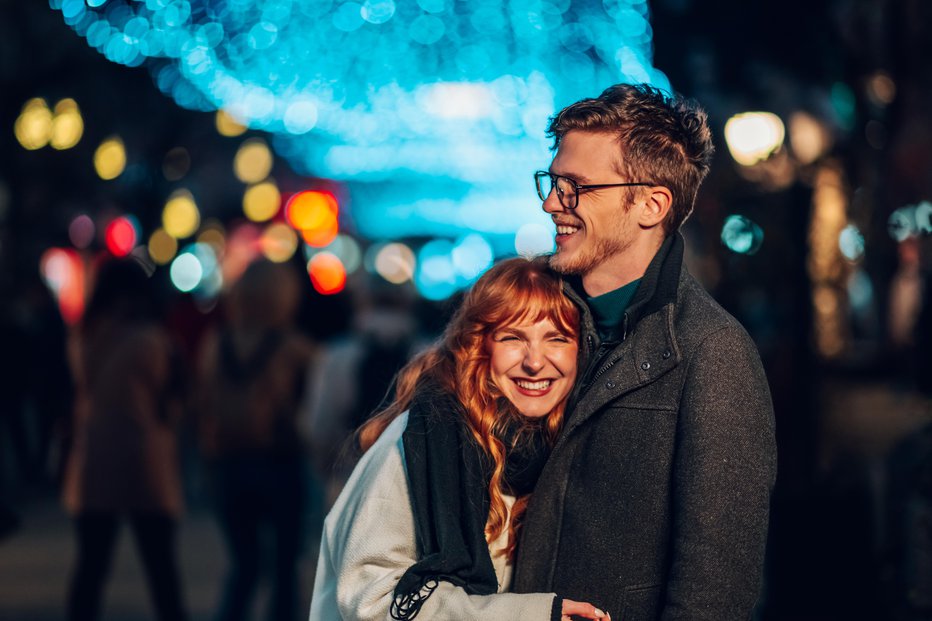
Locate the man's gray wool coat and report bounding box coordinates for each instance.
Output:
[513,233,777,621]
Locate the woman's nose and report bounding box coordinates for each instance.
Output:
[522,346,545,373]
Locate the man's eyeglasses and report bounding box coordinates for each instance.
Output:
[534,171,654,210]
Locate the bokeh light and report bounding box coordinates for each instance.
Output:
[789,112,831,166]
[94,136,127,180]
[724,112,786,166]
[49,98,84,150]
[322,234,363,275]
[372,242,416,284]
[104,216,138,257]
[451,233,494,284]
[170,251,203,292]
[148,228,179,265]
[15,98,53,150]
[234,138,273,184]
[68,214,95,249]
[415,239,458,300]
[197,222,227,256]
[839,224,865,262]
[54,0,669,241]
[243,180,281,222]
[721,214,764,255]
[308,252,347,295]
[162,190,200,239]
[260,222,298,263]
[40,247,85,325]
[216,109,247,137]
[286,190,339,247]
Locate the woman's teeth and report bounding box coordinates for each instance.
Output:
[515,379,552,390]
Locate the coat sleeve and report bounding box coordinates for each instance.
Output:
[309,420,557,621]
[662,325,776,620]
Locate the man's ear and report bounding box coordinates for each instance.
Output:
[638,186,673,229]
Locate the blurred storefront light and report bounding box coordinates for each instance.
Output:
[243,180,281,222]
[838,224,865,262]
[308,252,347,295]
[69,214,96,249]
[15,98,53,150]
[788,112,831,166]
[94,136,127,180]
[720,215,764,255]
[40,247,85,325]
[260,222,298,263]
[234,138,273,184]
[724,112,785,166]
[372,242,416,284]
[162,190,200,239]
[104,216,138,257]
[50,98,84,150]
[148,228,179,265]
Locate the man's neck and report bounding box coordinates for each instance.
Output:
[581,235,664,297]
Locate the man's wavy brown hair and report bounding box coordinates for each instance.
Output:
[548,83,715,233]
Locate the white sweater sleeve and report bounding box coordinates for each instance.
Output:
[308,412,556,621]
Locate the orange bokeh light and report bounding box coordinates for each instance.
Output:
[308,252,346,295]
[285,191,339,247]
[105,216,137,257]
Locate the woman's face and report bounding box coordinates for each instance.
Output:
[486,317,578,418]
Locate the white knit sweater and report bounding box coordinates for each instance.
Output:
[308,412,557,621]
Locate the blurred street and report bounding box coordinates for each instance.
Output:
[0,491,317,621]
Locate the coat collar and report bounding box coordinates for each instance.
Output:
[558,233,685,438]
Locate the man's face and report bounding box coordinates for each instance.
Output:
[542,131,641,279]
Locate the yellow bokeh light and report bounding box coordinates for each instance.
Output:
[243,180,281,222]
[233,138,273,184]
[260,222,298,263]
[14,98,53,150]
[148,228,178,265]
[162,190,201,239]
[216,109,247,137]
[94,136,127,180]
[50,99,83,150]
[197,222,227,256]
[724,112,785,166]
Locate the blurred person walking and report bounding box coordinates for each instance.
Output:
[198,259,315,621]
[62,258,187,621]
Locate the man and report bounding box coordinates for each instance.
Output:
[513,84,777,620]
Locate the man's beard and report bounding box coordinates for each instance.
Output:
[549,235,631,277]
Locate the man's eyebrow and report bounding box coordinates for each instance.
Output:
[549,169,592,184]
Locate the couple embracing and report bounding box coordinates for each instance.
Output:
[310,84,776,621]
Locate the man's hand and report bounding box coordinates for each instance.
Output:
[561,598,610,621]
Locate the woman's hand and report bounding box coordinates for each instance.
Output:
[561,598,610,621]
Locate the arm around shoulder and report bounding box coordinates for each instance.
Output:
[663,324,776,620]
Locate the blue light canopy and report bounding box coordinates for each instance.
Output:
[54,0,669,242]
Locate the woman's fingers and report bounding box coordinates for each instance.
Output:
[561,598,610,620]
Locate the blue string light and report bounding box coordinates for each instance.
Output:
[53,0,669,277]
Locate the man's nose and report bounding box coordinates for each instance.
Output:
[541,187,563,214]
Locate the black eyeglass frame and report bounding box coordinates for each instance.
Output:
[534,170,655,210]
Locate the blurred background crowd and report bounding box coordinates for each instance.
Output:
[1,0,931,620]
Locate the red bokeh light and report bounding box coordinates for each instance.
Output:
[104,216,137,257]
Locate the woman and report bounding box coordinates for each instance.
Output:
[63,259,186,621]
[309,257,609,621]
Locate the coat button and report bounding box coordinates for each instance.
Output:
[606,380,616,389]
[662,350,671,359]
[641,361,651,370]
